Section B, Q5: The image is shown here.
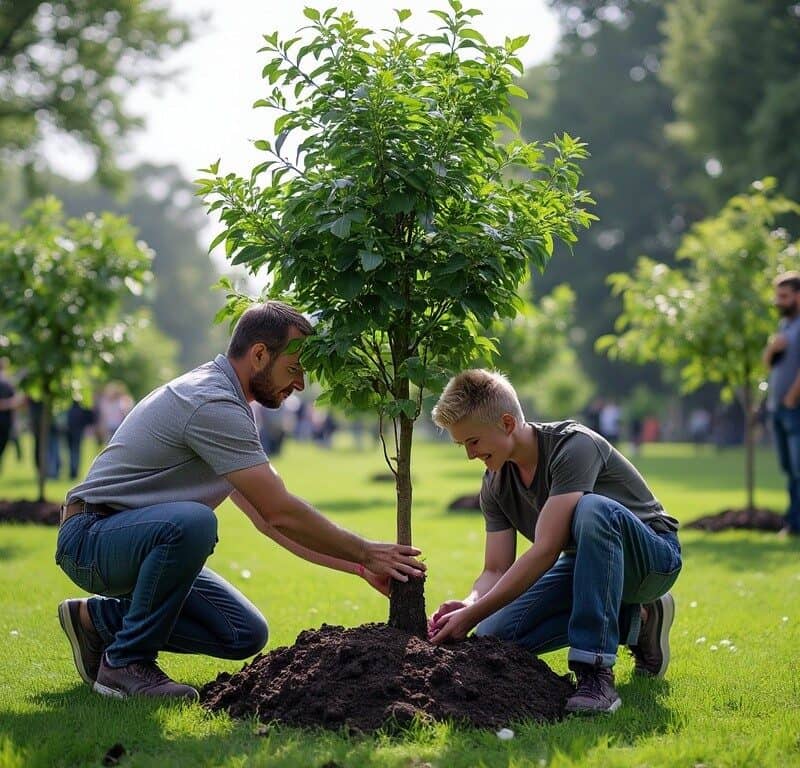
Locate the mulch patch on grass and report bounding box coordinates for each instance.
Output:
[0,499,60,525]
[201,623,574,732]
[447,493,481,511]
[686,507,786,532]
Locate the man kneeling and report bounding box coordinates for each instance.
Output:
[428,370,681,715]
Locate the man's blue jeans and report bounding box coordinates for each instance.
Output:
[475,494,682,668]
[55,502,268,667]
[772,406,800,533]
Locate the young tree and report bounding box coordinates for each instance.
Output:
[0,196,153,501]
[598,180,800,511]
[197,3,593,634]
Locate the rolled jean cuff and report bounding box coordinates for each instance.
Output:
[87,597,114,646]
[625,607,642,646]
[568,647,616,668]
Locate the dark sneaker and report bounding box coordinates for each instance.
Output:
[94,654,199,701]
[565,663,622,715]
[58,599,104,685]
[629,592,675,677]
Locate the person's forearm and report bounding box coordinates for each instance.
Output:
[263,519,362,574]
[469,546,559,624]
[465,570,505,605]
[266,493,370,564]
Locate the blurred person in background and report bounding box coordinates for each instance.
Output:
[763,272,800,537]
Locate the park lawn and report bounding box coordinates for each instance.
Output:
[0,436,799,768]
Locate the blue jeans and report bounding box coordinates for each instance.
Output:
[475,494,682,668]
[55,502,268,667]
[772,406,800,533]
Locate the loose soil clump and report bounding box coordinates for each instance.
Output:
[0,499,60,525]
[686,507,786,532]
[201,623,574,732]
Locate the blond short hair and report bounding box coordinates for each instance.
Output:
[431,369,524,428]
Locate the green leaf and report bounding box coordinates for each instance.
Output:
[396,8,412,22]
[330,215,352,239]
[359,250,384,271]
[303,7,320,21]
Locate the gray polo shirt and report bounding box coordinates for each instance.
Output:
[480,420,678,543]
[67,355,267,511]
[767,315,800,411]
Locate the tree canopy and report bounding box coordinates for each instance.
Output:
[0,0,191,186]
[662,0,800,203]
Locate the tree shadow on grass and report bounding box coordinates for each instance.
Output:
[1,672,681,768]
[0,544,22,562]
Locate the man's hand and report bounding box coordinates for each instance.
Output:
[360,567,391,597]
[363,542,425,582]
[429,604,478,644]
[783,393,800,409]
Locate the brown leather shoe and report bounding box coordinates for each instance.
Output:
[565,663,622,715]
[94,654,199,701]
[629,592,675,677]
[58,599,105,685]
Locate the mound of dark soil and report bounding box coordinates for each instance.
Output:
[201,623,574,732]
[447,493,481,511]
[0,499,60,525]
[686,507,786,532]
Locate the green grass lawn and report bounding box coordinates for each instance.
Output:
[1,436,799,767]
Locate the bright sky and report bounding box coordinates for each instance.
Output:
[48,0,559,185]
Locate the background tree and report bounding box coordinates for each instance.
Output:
[517,0,704,395]
[51,164,228,367]
[598,180,800,512]
[479,283,593,419]
[105,309,180,401]
[662,0,800,204]
[199,3,593,634]
[0,196,153,501]
[0,0,191,187]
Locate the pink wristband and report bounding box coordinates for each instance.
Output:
[356,564,366,577]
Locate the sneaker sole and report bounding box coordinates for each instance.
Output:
[653,592,675,678]
[93,681,127,699]
[57,600,93,686]
[565,696,622,715]
[635,592,675,678]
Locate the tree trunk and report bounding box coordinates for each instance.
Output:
[742,385,756,512]
[36,399,51,503]
[388,411,427,636]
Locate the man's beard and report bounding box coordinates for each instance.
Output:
[249,364,289,408]
[778,304,798,318]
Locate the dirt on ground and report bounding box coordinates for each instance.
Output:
[447,493,481,511]
[201,623,574,732]
[686,507,786,532]
[0,499,60,525]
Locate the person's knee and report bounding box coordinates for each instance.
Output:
[475,612,515,642]
[167,502,218,555]
[231,613,269,659]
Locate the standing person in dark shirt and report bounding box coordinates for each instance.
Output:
[428,369,681,715]
[763,271,800,536]
[0,359,20,469]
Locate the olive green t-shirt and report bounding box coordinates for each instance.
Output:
[480,420,678,543]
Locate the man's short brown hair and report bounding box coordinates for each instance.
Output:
[227,301,314,359]
[774,271,800,291]
[432,369,525,428]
